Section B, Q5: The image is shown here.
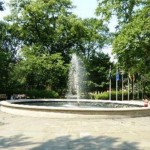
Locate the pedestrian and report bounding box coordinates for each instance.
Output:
[143,96,149,107]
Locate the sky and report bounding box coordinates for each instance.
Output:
[0,0,10,18]
[0,0,115,61]
[72,0,97,18]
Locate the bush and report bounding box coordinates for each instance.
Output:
[26,89,59,99]
[10,89,59,99]
[94,91,130,100]
[94,92,109,100]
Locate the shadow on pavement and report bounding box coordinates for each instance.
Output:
[0,121,7,126]
[0,134,37,149]
[31,135,140,150]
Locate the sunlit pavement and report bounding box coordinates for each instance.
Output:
[0,110,150,150]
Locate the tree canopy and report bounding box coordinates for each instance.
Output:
[113,6,150,74]
[0,0,112,98]
[96,0,150,97]
[1,0,149,98]
[96,0,150,74]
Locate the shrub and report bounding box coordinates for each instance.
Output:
[94,91,130,100]
[94,92,109,100]
[26,89,59,99]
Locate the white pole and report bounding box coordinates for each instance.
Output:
[109,66,111,101]
[121,71,124,101]
[128,77,130,100]
[116,68,118,101]
[133,81,134,100]
[142,79,144,100]
[140,81,142,100]
[137,82,140,100]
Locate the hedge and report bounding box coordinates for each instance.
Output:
[93,91,142,100]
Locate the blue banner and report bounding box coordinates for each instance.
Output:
[116,73,119,81]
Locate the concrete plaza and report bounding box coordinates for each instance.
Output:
[0,110,150,150]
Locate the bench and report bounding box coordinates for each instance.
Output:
[13,94,26,99]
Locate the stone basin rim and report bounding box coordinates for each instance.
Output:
[0,99,148,112]
[1,99,150,119]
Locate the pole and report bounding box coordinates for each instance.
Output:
[109,66,111,101]
[128,77,130,100]
[133,81,134,100]
[122,71,124,101]
[137,82,140,100]
[116,70,117,101]
[140,80,142,100]
[142,79,144,100]
[116,67,119,101]
[131,75,134,100]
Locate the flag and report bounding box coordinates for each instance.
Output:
[116,72,119,81]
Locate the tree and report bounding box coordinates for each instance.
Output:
[0,21,16,96]
[96,0,149,27]
[0,1,4,11]
[96,0,150,72]
[76,18,109,58]
[6,0,109,60]
[13,49,68,94]
[7,0,86,61]
[113,5,150,98]
[1,0,112,96]
[113,5,150,73]
[96,0,150,98]
[84,51,113,92]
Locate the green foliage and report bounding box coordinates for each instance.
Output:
[94,91,129,100]
[84,52,113,92]
[25,89,59,99]
[0,0,112,97]
[0,21,17,93]
[7,0,82,61]
[6,0,109,61]
[94,92,109,100]
[113,6,150,74]
[96,0,150,76]
[12,52,68,94]
[96,0,149,25]
[96,0,150,96]
[76,18,109,57]
[91,88,145,101]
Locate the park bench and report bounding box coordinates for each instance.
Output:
[12,94,26,99]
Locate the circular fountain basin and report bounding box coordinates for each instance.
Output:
[0,99,150,118]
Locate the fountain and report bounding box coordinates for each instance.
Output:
[66,53,86,104]
[0,54,150,118]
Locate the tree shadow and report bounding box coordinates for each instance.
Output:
[0,134,37,149]
[0,121,7,126]
[31,135,141,150]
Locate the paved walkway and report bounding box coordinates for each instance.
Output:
[0,110,150,150]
